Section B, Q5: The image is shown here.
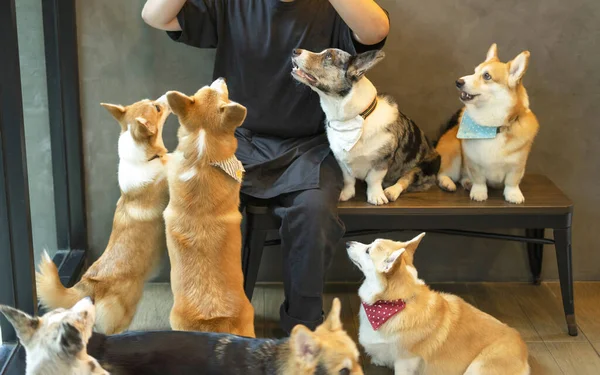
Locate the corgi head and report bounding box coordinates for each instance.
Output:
[346,233,426,303]
[166,78,246,161]
[455,44,531,127]
[0,298,108,375]
[288,298,363,375]
[291,48,385,98]
[101,95,171,163]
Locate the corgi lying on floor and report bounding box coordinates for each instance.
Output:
[436,44,539,204]
[347,233,529,375]
[291,48,440,206]
[0,298,108,375]
[164,78,255,336]
[86,298,363,375]
[36,96,171,334]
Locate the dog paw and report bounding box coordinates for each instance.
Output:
[438,176,456,192]
[367,189,389,206]
[339,186,356,202]
[470,184,488,202]
[384,185,403,202]
[460,178,473,191]
[504,186,525,204]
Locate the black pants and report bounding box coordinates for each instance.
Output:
[241,157,345,333]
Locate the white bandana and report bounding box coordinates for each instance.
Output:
[210,155,245,183]
[327,116,365,152]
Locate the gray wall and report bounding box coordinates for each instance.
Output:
[16,0,58,264]
[77,0,600,282]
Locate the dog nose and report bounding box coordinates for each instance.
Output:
[455,79,465,88]
[292,49,302,57]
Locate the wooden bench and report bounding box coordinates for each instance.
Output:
[241,174,577,336]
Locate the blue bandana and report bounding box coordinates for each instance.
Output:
[457,111,499,139]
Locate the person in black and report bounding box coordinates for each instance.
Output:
[142,0,389,335]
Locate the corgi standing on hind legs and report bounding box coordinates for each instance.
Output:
[37,96,171,334]
[436,44,539,204]
[164,78,255,337]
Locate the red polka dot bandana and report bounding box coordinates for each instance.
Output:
[362,299,406,330]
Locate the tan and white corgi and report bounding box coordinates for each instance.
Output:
[36,96,171,334]
[164,78,255,337]
[0,297,108,375]
[346,233,530,375]
[436,44,539,204]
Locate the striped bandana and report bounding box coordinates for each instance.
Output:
[362,299,406,330]
[210,155,245,183]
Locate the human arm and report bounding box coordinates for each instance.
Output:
[141,0,186,31]
[328,0,389,45]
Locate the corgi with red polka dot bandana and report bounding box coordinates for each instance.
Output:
[346,233,530,375]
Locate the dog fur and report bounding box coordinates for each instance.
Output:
[164,78,255,336]
[291,48,440,205]
[0,298,108,375]
[346,234,530,375]
[36,96,171,334]
[86,298,363,375]
[436,44,539,204]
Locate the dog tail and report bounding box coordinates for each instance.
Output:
[36,251,90,310]
[433,108,463,147]
[407,150,441,192]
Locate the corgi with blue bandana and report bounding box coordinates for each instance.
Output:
[436,44,539,204]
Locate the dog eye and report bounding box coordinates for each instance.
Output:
[154,104,161,112]
[339,368,350,375]
[483,72,492,81]
[366,247,371,255]
[325,52,332,61]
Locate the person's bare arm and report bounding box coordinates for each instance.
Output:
[141,0,186,31]
[328,0,389,45]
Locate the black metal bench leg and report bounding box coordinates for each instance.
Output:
[242,213,267,301]
[554,227,577,336]
[526,228,544,285]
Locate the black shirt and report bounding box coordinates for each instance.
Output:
[168,0,387,198]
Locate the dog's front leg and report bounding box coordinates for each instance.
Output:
[394,357,423,375]
[466,164,488,202]
[365,168,389,205]
[339,165,357,202]
[503,166,525,204]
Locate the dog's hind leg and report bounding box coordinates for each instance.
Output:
[384,169,417,202]
[436,126,461,192]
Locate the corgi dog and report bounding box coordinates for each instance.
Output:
[87,298,363,375]
[346,233,529,375]
[291,48,440,206]
[436,44,539,204]
[0,298,108,375]
[164,78,255,337]
[36,96,171,334]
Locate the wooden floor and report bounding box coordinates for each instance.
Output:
[251,282,600,375]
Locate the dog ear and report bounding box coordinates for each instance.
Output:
[404,232,426,257]
[323,298,342,331]
[485,43,499,62]
[347,50,385,81]
[377,248,405,274]
[0,305,40,345]
[58,321,85,356]
[166,90,194,117]
[101,103,127,131]
[220,101,247,130]
[291,325,321,368]
[508,51,530,88]
[133,116,156,138]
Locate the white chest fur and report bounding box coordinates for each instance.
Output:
[462,133,523,184]
[327,99,397,180]
[359,307,409,367]
[117,129,165,193]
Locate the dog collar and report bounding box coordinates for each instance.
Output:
[360,97,378,119]
[362,299,406,330]
[210,155,245,183]
[457,111,500,139]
